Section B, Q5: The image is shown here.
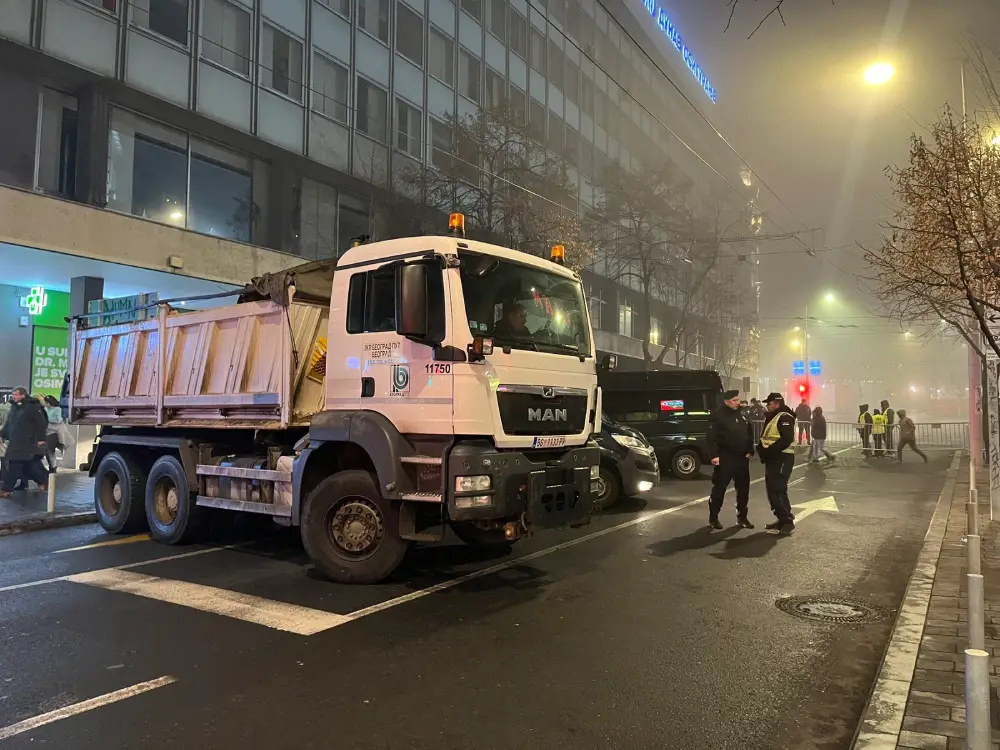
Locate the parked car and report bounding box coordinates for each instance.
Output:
[593,413,660,510]
[598,369,724,480]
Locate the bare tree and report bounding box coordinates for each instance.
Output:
[724,0,836,38]
[865,107,1000,359]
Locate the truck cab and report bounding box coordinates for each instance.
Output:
[73,218,601,583]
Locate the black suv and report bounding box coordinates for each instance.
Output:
[593,413,660,510]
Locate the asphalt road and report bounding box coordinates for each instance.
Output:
[0,448,953,750]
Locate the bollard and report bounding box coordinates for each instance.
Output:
[967,534,982,576]
[965,648,993,750]
[46,473,55,514]
[968,573,986,651]
[968,501,980,537]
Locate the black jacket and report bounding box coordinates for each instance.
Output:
[1,397,48,461]
[812,414,827,440]
[706,404,754,459]
[794,403,811,422]
[757,406,796,462]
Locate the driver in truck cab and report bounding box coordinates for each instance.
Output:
[494,303,528,337]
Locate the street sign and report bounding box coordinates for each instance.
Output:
[809,360,822,376]
[792,360,805,376]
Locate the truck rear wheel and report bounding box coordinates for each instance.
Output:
[144,455,206,545]
[301,470,408,584]
[94,451,147,534]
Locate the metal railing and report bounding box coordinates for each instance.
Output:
[748,420,969,454]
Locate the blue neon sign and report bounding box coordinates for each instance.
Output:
[641,0,718,103]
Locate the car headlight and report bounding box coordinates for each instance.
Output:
[611,433,647,450]
[455,475,492,492]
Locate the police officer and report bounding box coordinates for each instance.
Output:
[757,392,797,535]
[706,389,755,529]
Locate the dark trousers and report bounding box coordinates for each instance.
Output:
[4,458,49,492]
[764,453,795,523]
[897,437,927,462]
[859,428,871,455]
[797,423,811,444]
[709,456,750,518]
[885,426,894,452]
[874,434,884,454]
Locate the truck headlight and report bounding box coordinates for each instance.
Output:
[590,465,600,479]
[455,475,492,492]
[612,434,647,450]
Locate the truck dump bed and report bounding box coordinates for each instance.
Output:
[69,261,334,430]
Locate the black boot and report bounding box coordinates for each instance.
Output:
[737,516,754,529]
[778,521,795,536]
[765,521,782,531]
[708,515,723,530]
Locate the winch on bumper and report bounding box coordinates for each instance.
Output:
[446,441,600,530]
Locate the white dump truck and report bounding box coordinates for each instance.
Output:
[70,215,601,583]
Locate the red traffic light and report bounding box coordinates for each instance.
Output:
[798,383,807,394]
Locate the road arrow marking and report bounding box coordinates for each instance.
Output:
[791,495,840,523]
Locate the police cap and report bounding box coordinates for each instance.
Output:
[764,392,784,404]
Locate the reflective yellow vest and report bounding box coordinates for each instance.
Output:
[872,414,887,434]
[857,412,871,430]
[761,413,795,454]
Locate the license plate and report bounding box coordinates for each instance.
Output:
[533,436,567,448]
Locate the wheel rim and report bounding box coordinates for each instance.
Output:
[153,478,179,525]
[327,497,384,561]
[676,454,696,474]
[100,473,123,515]
[595,475,610,501]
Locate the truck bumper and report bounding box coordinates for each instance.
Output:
[446,441,600,529]
[618,448,660,497]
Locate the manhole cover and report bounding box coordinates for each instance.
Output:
[775,596,889,624]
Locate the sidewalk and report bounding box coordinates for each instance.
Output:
[856,453,1000,749]
[0,470,95,535]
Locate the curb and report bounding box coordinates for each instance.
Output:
[850,449,962,749]
[0,511,98,537]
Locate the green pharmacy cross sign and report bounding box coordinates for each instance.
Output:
[25,286,48,316]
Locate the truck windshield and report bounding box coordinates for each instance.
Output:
[457,250,592,358]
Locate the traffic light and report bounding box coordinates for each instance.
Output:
[796,380,809,399]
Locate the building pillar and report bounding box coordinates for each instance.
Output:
[73,84,110,207]
[70,276,104,318]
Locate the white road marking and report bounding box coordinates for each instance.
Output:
[791,495,840,522]
[67,569,350,635]
[54,534,152,554]
[0,675,177,741]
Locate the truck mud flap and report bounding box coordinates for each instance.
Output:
[525,466,592,529]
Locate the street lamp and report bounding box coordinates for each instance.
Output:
[863,62,895,86]
[824,292,835,303]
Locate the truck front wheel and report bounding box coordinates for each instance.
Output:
[94,451,147,534]
[301,470,408,584]
[145,455,207,545]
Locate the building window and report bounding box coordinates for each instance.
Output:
[459,49,481,103]
[509,85,526,124]
[485,68,505,109]
[509,10,526,59]
[82,0,118,11]
[338,192,370,250]
[547,114,562,154]
[430,117,452,168]
[299,177,339,259]
[428,27,454,85]
[261,24,303,101]
[396,2,423,65]
[37,89,78,198]
[396,99,422,158]
[547,38,562,89]
[133,0,189,46]
[189,138,253,243]
[312,53,349,123]
[460,0,481,21]
[201,0,251,76]
[358,0,389,43]
[316,0,350,19]
[649,317,661,346]
[564,126,578,168]
[356,78,388,142]
[487,0,505,41]
[563,58,578,103]
[587,290,602,330]
[581,79,594,117]
[618,302,634,337]
[529,98,545,139]
[529,26,544,74]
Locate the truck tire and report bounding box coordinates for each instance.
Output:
[301,470,408,584]
[144,455,207,545]
[451,522,514,548]
[593,465,622,511]
[671,448,702,479]
[94,451,147,534]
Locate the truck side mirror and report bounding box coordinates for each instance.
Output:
[396,262,429,339]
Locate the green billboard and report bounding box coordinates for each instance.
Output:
[31,326,69,399]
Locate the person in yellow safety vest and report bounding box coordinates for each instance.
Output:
[872,409,887,457]
[857,404,873,456]
[757,392,798,535]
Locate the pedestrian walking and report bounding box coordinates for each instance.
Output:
[794,398,812,445]
[705,389,755,530]
[872,409,887,457]
[857,404,873,456]
[881,399,895,453]
[809,406,836,463]
[42,395,63,473]
[896,409,928,463]
[757,392,797,535]
[0,387,49,497]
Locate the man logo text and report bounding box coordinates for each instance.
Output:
[528,408,567,422]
